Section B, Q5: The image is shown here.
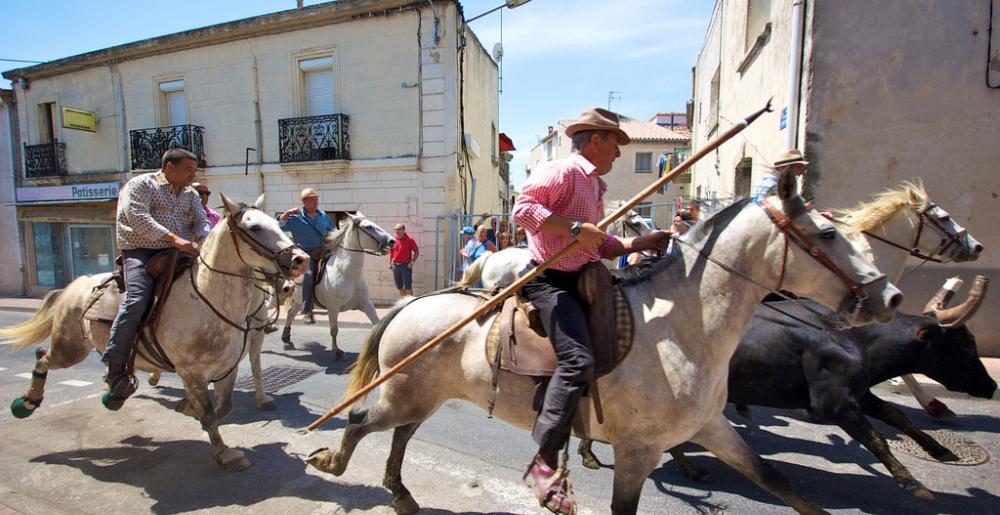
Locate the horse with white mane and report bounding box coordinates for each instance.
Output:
[0,194,309,470]
[305,172,902,514]
[280,212,395,359]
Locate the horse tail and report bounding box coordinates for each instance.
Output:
[0,289,63,349]
[455,252,492,287]
[343,296,417,406]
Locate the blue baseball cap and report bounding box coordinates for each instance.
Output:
[462,226,475,235]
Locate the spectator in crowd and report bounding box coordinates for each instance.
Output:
[514,226,529,248]
[476,213,499,245]
[458,226,477,277]
[754,148,808,201]
[278,188,336,324]
[191,182,220,236]
[389,223,420,296]
[497,231,512,250]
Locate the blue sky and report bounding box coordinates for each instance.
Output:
[0,0,714,188]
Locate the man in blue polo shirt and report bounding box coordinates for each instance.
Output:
[279,188,336,325]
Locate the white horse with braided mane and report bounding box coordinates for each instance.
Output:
[305,172,902,514]
[280,212,395,359]
[0,194,309,470]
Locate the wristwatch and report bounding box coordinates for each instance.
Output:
[569,221,583,237]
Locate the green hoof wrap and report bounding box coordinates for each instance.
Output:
[10,396,37,419]
[102,391,125,411]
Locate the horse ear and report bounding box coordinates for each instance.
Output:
[252,194,266,210]
[219,193,241,216]
[777,168,798,202]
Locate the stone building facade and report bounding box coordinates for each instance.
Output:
[2,0,503,301]
[689,0,1000,354]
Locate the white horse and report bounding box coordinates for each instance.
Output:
[0,194,309,470]
[836,180,983,416]
[306,173,902,514]
[281,212,395,359]
[457,201,652,289]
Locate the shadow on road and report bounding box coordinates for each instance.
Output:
[260,346,358,376]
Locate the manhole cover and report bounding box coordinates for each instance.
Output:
[887,429,990,465]
[234,366,319,393]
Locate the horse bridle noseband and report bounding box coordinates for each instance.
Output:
[861,203,966,264]
[338,218,391,256]
[226,207,302,279]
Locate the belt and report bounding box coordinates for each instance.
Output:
[392,262,411,266]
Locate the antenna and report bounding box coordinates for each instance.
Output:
[608,91,623,110]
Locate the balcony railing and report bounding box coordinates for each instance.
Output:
[24,141,67,178]
[278,114,350,163]
[129,124,206,170]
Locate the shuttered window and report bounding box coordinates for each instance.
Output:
[300,57,335,116]
[159,80,186,125]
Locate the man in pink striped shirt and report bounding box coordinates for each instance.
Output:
[513,108,670,514]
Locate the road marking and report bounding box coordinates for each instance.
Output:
[15,372,32,379]
[59,380,93,387]
[0,367,7,371]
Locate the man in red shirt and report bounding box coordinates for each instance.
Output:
[388,223,419,296]
[513,108,670,514]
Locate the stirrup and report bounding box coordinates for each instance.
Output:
[103,367,138,411]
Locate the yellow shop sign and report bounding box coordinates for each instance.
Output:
[62,107,97,132]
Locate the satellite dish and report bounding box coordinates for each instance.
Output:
[492,42,504,62]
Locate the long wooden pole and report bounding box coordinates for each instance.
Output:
[307,100,773,431]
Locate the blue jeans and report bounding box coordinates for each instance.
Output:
[103,249,157,365]
[302,258,319,313]
[391,263,413,290]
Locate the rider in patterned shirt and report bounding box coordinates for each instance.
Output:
[513,108,671,514]
[103,148,205,410]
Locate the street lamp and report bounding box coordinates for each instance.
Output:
[466,0,533,23]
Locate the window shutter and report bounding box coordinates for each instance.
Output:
[166,91,186,125]
[300,57,335,116]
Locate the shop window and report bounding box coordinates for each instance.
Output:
[300,56,335,116]
[32,222,67,288]
[70,225,114,277]
[635,152,652,173]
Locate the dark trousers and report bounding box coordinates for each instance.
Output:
[520,266,594,454]
[302,258,319,313]
[103,249,157,365]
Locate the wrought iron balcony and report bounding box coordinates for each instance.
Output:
[278,114,350,163]
[129,124,206,170]
[24,141,67,178]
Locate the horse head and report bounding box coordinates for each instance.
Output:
[761,171,902,326]
[219,193,310,278]
[337,212,396,255]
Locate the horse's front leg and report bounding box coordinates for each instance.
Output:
[360,298,379,325]
[691,415,826,515]
[610,440,667,514]
[327,307,345,360]
[248,328,274,410]
[179,373,250,471]
[281,290,302,350]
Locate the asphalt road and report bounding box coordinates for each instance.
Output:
[0,308,998,514]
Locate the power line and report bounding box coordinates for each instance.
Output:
[0,58,45,64]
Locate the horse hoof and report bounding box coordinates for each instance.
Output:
[148,374,160,387]
[10,396,38,418]
[217,449,251,471]
[306,448,346,476]
[926,399,955,418]
[391,493,421,515]
[333,348,345,360]
[902,479,935,500]
[283,341,295,351]
[281,329,292,344]
[686,468,712,484]
[34,347,48,360]
[102,392,126,411]
[580,454,602,470]
[257,398,276,411]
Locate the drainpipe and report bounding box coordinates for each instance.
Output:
[784,0,806,151]
[248,40,265,198]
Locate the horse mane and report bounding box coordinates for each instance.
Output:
[619,198,752,286]
[834,180,929,234]
[323,217,353,249]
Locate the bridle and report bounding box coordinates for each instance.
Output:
[336,217,392,256]
[672,199,885,331]
[861,203,966,264]
[226,207,303,279]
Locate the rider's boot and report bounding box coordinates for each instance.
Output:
[523,453,575,515]
[102,362,138,411]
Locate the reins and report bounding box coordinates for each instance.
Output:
[858,202,964,264]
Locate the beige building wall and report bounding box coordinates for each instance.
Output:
[0,91,24,295]
[5,0,500,303]
[691,0,1000,355]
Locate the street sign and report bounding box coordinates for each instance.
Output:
[62,107,97,132]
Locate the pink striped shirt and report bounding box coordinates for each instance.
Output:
[513,153,620,271]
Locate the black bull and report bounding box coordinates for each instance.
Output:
[579,300,996,500]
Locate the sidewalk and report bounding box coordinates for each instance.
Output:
[3,296,999,380]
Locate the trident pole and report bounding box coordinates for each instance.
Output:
[307,101,772,431]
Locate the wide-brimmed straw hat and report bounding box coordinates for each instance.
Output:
[564,108,631,145]
[300,187,319,200]
[773,149,809,168]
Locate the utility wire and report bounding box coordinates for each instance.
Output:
[0,58,45,64]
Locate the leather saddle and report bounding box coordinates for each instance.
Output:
[484,262,634,378]
[83,249,196,371]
